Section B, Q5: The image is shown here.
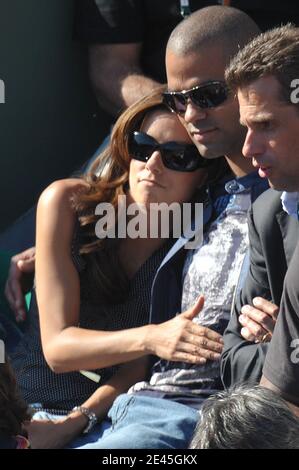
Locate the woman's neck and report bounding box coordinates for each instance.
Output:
[118,236,166,279]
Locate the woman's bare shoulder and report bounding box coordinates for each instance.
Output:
[37,178,89,213]
[36,178,90,241]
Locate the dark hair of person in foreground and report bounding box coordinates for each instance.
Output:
[190,385,299,449]
[0,358,31,448]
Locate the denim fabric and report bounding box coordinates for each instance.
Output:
[76,394,200,449]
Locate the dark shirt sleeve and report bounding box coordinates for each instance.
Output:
[0,434,17,449]
[263,241,299,406]
[74,0,143,44]
[221,207,271,388]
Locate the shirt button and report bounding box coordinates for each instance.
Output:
[225,180,245,194]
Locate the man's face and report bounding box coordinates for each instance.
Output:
[239,75,299,191]
[166,46,246,159]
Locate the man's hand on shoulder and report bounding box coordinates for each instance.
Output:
[4,247,36,322]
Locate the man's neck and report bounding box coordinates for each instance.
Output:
[225,153,255,178]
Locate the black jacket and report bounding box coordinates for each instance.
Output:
[221,189,299,387]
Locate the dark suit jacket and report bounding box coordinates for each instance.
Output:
[221,188,299,387]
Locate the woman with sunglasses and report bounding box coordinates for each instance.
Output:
[10,87,224,447]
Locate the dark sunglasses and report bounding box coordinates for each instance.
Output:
[162,81,229,115]
[128,131,212,172]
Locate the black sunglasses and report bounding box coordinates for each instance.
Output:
[162,81,229,115]
[128,131,212,172]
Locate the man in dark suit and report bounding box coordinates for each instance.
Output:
[222,24,299,414]
[222,189,298,386]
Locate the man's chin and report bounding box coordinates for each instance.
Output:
[194,143,223,160]
[269,179,299,192]
[266,178,280,191]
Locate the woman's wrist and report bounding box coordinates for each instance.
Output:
[63,410,89,436]
[69,406,97,434]
[140,324,156,355]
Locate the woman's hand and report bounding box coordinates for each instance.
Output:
[145,296,224,364]
[4,247,36,322]
[24,414,87,449]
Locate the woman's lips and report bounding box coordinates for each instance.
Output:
[139,179,164,188]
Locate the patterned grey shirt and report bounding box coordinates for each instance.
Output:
[129,190,251,400]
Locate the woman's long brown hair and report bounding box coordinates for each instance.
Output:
[74,87,169,251]
[0,360,30,437]
[73,87,171,303]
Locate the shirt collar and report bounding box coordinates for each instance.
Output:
[210,170,264,198]
[281,191,299,220]
[224,170,265,194]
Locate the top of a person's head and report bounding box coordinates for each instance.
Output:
[225,24,299,105]
[166,5,260,65]
[0,360,30,438]
[190,385,299,449]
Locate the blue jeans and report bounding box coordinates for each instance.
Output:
[33,395,199,449]
[76,394,200,449]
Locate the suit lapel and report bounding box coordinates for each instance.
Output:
[276,211,299,266]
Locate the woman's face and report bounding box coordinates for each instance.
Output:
[128,110,207,208]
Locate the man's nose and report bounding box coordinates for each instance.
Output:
[145,150,164,173]
[242,129,265,159]
[183,100,207,124]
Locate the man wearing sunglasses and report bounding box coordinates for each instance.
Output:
[72,6,273,449]
[161,10,298,437]
[125,5,266,439]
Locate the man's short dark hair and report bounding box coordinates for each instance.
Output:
[225,24,299,105]
[190,385,299,449]
[167,5,260,64]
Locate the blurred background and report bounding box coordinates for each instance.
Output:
[0,0,112,233]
